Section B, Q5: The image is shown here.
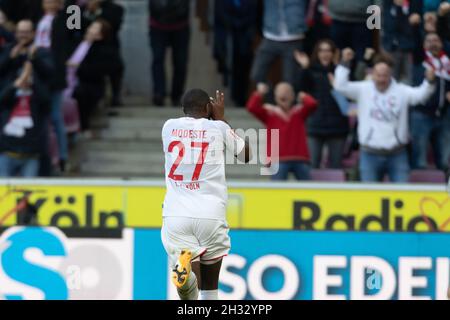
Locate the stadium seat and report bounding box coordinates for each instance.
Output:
[310,169,346,182]
[409,170,446,184]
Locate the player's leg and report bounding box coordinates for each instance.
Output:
[192,260,202,289]
[161,217,206,300]
[192,218,231,300]
[199,259,223,300]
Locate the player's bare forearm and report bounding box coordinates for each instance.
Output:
[239,140,252,164]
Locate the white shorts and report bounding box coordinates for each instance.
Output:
[161,217,231,268]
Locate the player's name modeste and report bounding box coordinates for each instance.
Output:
[171,128,207,139]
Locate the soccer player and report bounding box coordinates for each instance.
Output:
[161,89,251,300]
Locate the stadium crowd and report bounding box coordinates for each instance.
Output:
[216,0,450,183]
[0,0,123,177]
[0,0,448,183]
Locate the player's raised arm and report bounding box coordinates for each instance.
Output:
[210,90,252,163]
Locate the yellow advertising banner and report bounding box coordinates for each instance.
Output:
[0,184,165,228]
[227,188,450,232]
[0,181,448,232]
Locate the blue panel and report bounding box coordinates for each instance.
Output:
[133,229,168,299]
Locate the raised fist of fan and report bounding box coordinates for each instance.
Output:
[257,83,270,96]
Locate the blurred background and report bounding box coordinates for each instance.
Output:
[0,0,449,300]
[0,0,448,181]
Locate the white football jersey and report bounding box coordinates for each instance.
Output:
[162,117,245,220]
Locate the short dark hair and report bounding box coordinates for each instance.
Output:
[373,53,395,68]
[181,89,210,114]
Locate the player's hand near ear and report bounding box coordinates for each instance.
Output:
[210,90,252,163]
[210,90,225,121]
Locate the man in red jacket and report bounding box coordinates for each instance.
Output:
[247,82,318,180]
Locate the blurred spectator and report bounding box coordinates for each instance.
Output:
[0,0,43,24]
[247,82,318,180]
[304,0,332,55]
[424,11,438,33]
[35,0,74,174]
[250,0,307,86]
[334,49,436,182]
[0,9,14,49]
[214,0,258,106]
[382,0,423,83]
[0,20,53,178]
[70,19,120,134]
[83,0,124,43]
[328,0,375,61]
[0,65,51,177]
[410,33,450,172]
[295,39,349,168]
[148,0,191,107]
[0,20,54,87]
[437,1,450,43]
[81,0,125,107]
